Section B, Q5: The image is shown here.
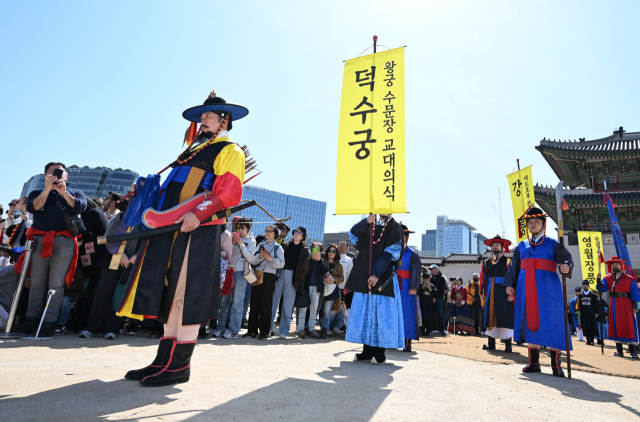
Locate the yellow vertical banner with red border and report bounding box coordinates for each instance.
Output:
[577,231,607,291]
[335,47,406,215]
[506,165,534,243]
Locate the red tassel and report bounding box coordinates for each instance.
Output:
[562,198,569,211]
[599,252,605,264]
[183,122,198,147]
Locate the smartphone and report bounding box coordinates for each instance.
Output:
[53,168,64,181]
[12,209,24,217]
[312,246,318,255]
[325,272,331,278]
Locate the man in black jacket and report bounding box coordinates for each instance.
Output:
[428,265,447,335]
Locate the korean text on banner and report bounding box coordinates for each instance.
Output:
[336,47,406,215]
[506,165,534,243]
[577,231,607,291]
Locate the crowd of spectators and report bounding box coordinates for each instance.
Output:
[0,163,523,345]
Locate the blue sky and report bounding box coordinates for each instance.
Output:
[1,1,638,245]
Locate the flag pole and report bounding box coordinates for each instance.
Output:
[367,34,378,295]
[556,181,572,379]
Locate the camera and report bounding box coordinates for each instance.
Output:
[53,168,64,183]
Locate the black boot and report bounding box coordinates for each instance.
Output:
[371,346,386,364]
[504,338,512,353]
[320,327,328,339]
[141,340,196,387]
[125,337,175,381]
[354,344,373,362]
[522,348,541,373]
[551,350,565,377]
[483,336,496,350]
[403,339,412,352]
[630,344,639,359]
[614,343,625,357]
[11,316,39,334]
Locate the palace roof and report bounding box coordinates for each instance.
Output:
[535,127,640,189]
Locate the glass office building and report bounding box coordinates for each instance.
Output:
[421,229,436,256]
[233,185,327,244]
[21,165,139,200]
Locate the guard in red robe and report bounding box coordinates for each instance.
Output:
[597,256,640,359]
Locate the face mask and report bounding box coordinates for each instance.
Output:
[0,257,9,267]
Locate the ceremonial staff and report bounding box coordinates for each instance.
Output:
[596,236,605,355]
[556,181,572,379]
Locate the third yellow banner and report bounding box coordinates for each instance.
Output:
[577,231,607,291]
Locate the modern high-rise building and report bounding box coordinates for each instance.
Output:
[421,229,436,256]
[234,185,327,244]
[431,215,489,256]
[21,165,139,200]
[435,215,448,257]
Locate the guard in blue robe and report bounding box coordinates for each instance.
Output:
[345,214,404,364]
[397,225,421,352]
[504,207,573,378]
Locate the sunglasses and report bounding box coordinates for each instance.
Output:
[265,229,275,233]
[327,249,337,253]
[8,203,16,207]
[293,230,302,236]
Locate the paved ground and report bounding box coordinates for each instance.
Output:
[2,333,640,422]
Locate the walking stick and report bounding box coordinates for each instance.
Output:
[23,289,56,341]
[556,181,572,379]
[368,214,374,295]
[0,239,36,339]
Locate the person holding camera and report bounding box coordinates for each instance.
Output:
[11,162,87,336]
[245,224,284,340]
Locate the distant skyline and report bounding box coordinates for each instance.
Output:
[2,1,639,242]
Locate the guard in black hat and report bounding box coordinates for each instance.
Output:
[480,235,515,353]
[578,280,600,346]
[117,89,248,387]
[503,206,574,377]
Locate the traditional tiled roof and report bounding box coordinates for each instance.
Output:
[536,129,640,154]
[535,128,640,187]
[534,186,640,203]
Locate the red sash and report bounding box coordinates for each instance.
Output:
[521,258,557,332]
[13,227,79,288]
[397,269,411,290]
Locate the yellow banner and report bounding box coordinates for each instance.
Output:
[506,165,534,243]
[336,47,406,215]
[577,231,607,291]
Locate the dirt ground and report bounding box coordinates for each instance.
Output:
[2,330,640,422]
[411,332,640,379]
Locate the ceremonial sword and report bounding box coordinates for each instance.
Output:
[97,200,290,245]
[556,181,572,379]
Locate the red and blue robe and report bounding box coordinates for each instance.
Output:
[117,135,244,325]
[598,273,640,344]
[504,236,574,350]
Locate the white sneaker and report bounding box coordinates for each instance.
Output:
[211,330,223,338]
[79,331,92,338]
[279,333,287,339]
[222,332,238,339]
[104,333,116,339]
[371,356,386,365]
[332,327,342,334]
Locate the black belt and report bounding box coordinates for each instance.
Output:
[611,292,631,298]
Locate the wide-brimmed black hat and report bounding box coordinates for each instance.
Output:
[293,226,307,240]
[182,90,249,124]
[400,224,415,234]
[582,280,591,286]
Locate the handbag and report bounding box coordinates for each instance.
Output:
[243,260,257,284]
[251,269,264,287]
[221,263,236,296]
[54,193,85,237]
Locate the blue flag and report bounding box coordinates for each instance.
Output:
[605,192,636,279]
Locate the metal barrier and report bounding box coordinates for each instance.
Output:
[0,239,36,339]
